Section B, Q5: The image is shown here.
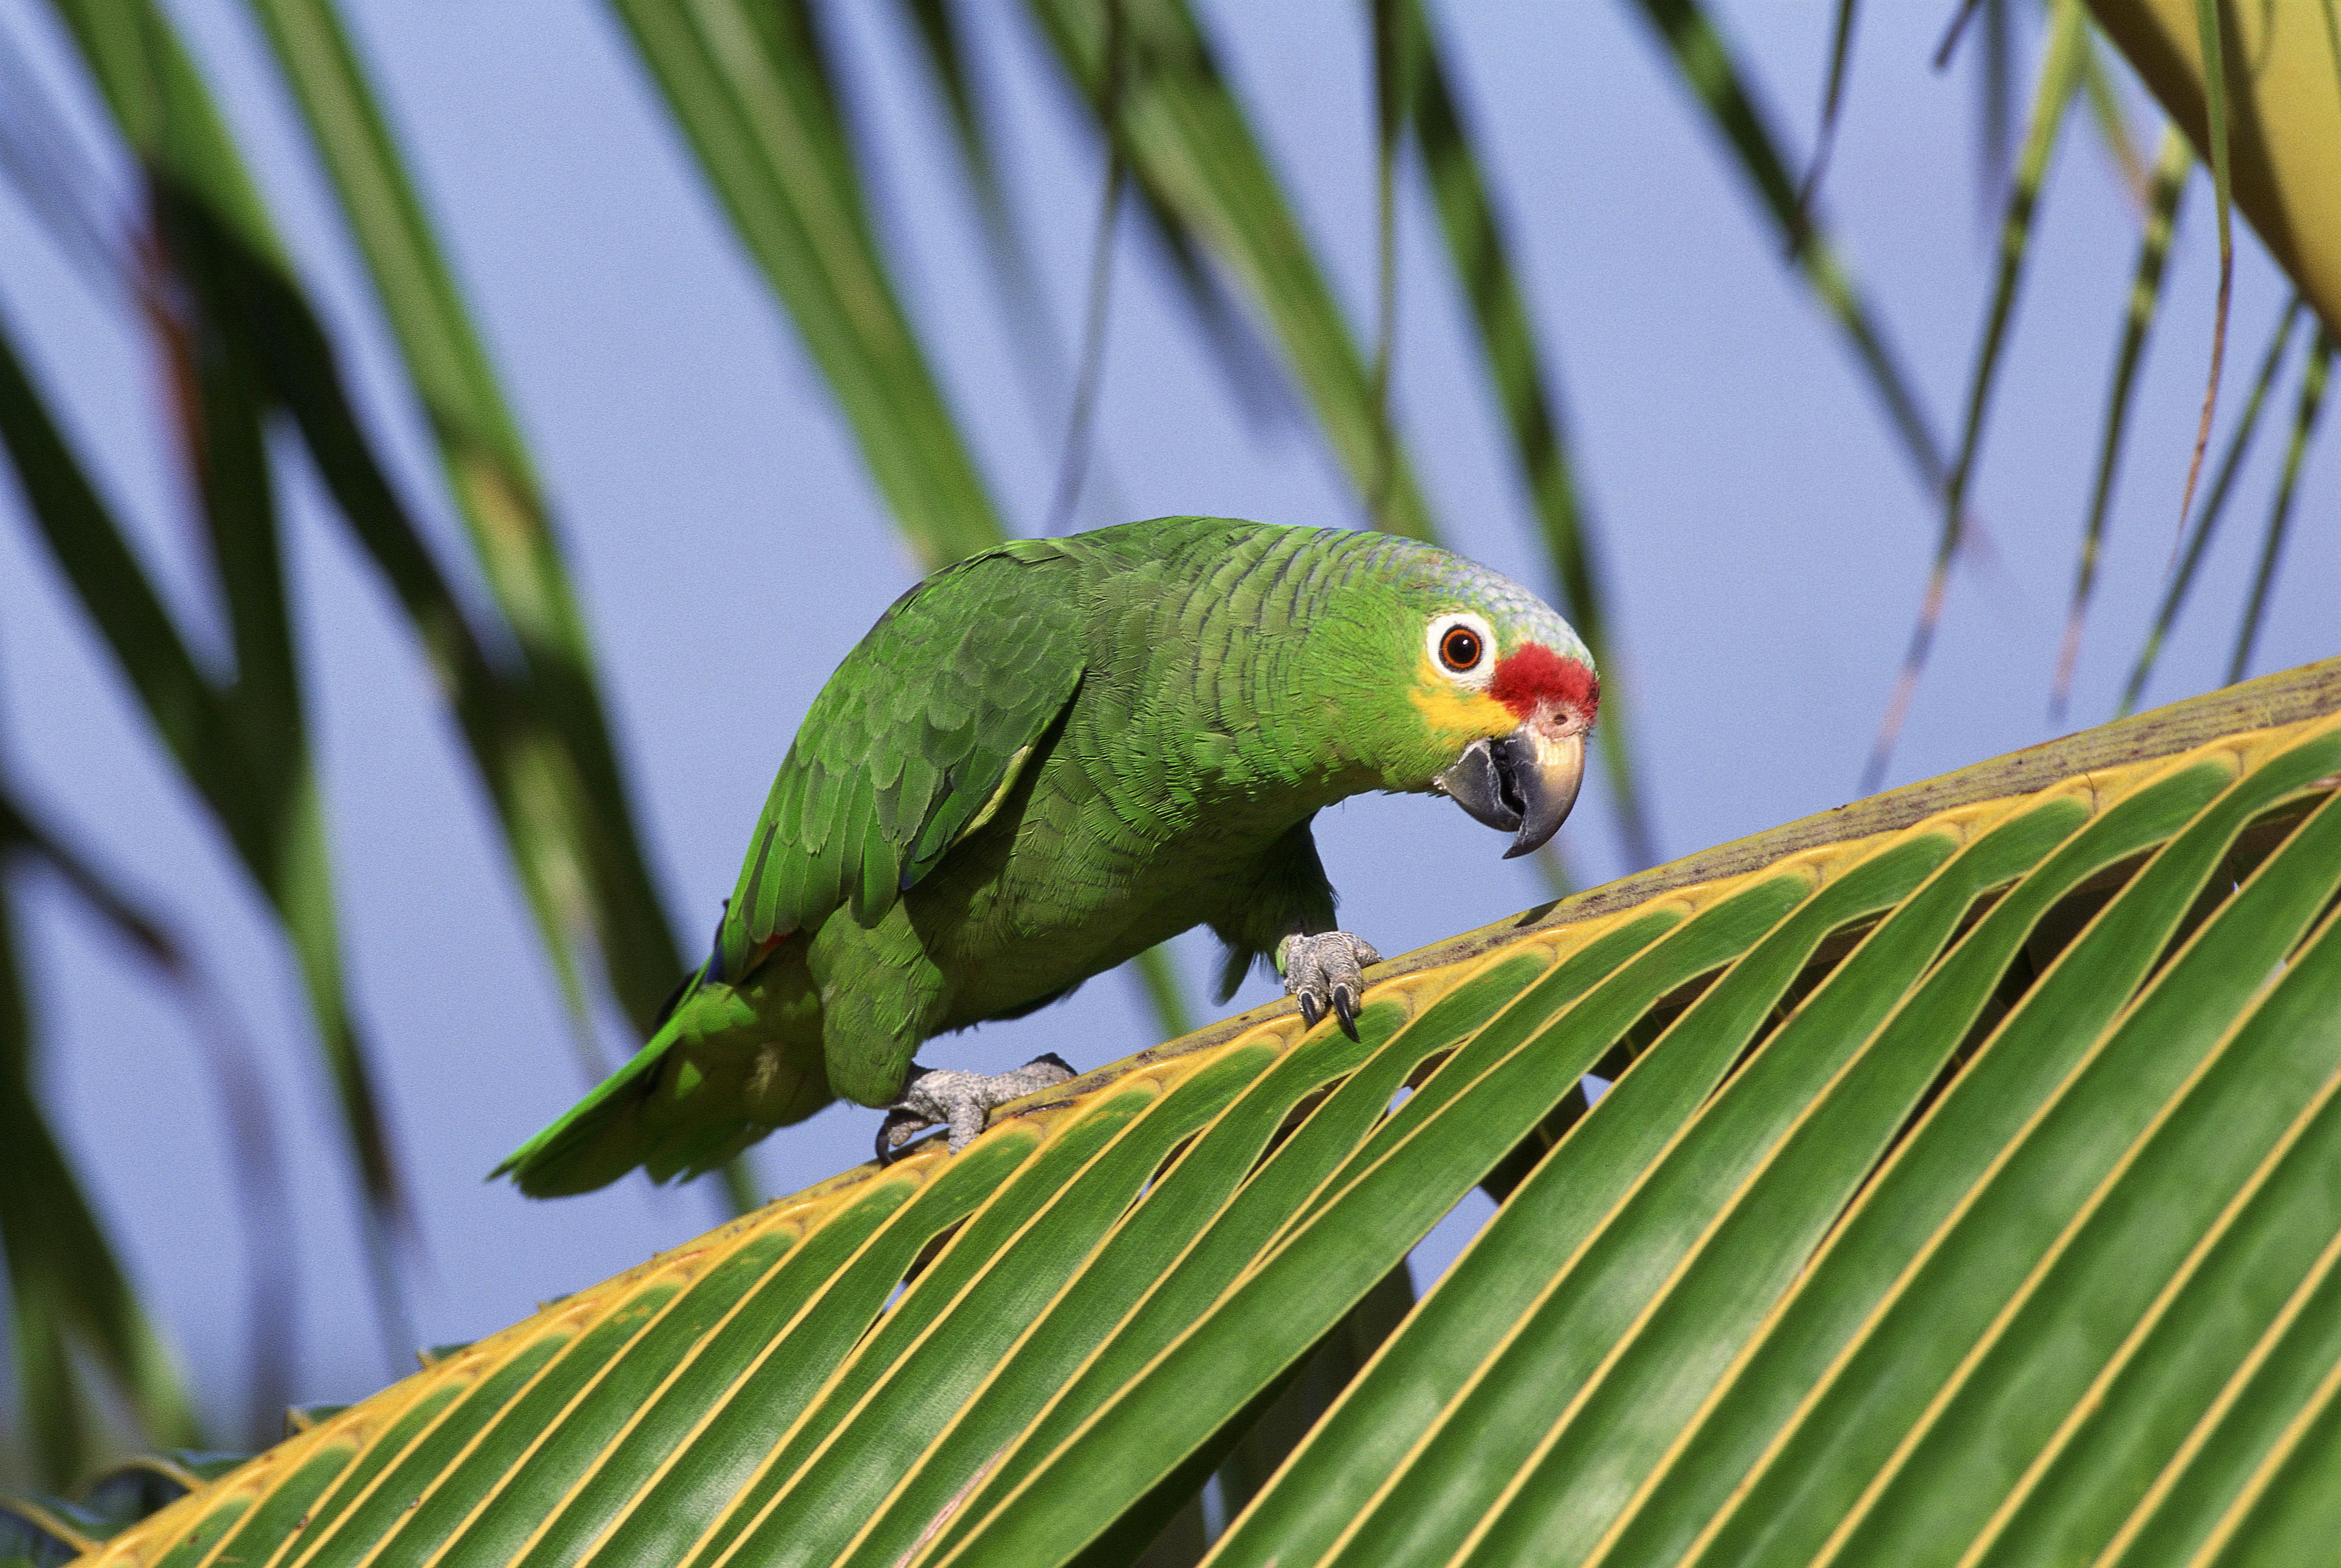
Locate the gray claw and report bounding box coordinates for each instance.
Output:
[876,1053,1077,1163]
[1279,932,1382,1039]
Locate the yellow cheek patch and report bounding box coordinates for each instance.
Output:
[1407,656,1517,743]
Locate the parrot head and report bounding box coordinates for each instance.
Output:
[1327,535,1598,859]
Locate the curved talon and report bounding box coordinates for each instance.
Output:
[875,1108,930,1166]
[1280,931,1382,1039]
[1331,984,1360,1040]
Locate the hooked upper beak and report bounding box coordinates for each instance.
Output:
[1434,723,1587,859]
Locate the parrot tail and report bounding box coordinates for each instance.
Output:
[493,937,830,1197]
[490,1018,686,1198]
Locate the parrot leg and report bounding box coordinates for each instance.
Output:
[875,1053,1078,1163]
[1278,932,1384,1041]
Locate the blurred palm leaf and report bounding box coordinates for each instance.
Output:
[603,0,1006,569]
[26,0,412,1258]
[2121,295,2303,715]
[1,1452,249,1564]
[0,291,413,1364]
[10,0,786,1243]
[1633,0,1952,495]
[2229,325,2331,684]
[2055,123,2191,721]
[0,785,202,1493]
[1397,0,1651,870]
[2085,0,2341,337]
[63,655,2341,1567]
[241,0,690,1045]
[1867,0,2089,792]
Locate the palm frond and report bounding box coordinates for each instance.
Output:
[2054,122,2191,721]
[2085,0,2341,338]
[1630,0,1953,496]
[242,0,690,1045]
[0,298,413,1364]
[2121,296,2303,716]
[2228,327,2331,682]
[603,0,1006,567]
[1402,0,1654,871]
[1867,0,2088,792]
[1020,0,1442,541]
[0,792,203,1491]
[67,655,2341,1567]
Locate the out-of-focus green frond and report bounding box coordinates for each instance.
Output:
[242,0,689,1044]
[31,0,442,1353]
[1401,0,1656,870]
[2176,0,2234,534]
[2076,23,2150,204]
[1866,0,2087,792]
[0,296,412,1367]
[0,790,201,1492]
[2122,297,2302,716]
[2,1452,250,1561]
[2086,0,2341,337]
[2229,327,2330,683]
[1792,0,1859,221]
[2054,123,2190,720]
[71,658,2341,1567]
[602,0,1005,569]
[0,908,197,1497]
[1020,0,1442,541]
[1629,0,1952,497]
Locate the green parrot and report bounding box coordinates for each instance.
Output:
[496,517,1596,1195]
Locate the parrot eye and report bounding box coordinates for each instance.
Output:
[1425,612,1497,688]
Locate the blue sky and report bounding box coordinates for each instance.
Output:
[0,0,2329,1451]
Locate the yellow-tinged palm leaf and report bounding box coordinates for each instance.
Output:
[64,655,2341,1567]
[2086,0,2341,340]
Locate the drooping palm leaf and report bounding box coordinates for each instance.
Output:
[1400,0,1654,872]
[239,0,690,1045]
[0,788,203,1493]
[2176,0,2234,536]
[66,655,2341,1567]
[2054,122,2191,720]
[1629,0,1952,495]
[2121,296,2303,715]
[601,0,1006,569]
[1018,0,1443,543]
[0,297,413,1364]
[2085,0,2341,337]
[0,1453,250,1565]
[2228,327,2331,683]
[1867,0,2087,792]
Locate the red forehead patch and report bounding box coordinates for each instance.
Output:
[1489,644,1599,721]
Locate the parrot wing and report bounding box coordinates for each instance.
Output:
[714,539,1088,980]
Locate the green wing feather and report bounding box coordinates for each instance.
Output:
[497,539,1088,1196]
[713,538,1088,979]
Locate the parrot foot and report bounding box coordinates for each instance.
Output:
[875,1053,1078,1164]
[1278,932,1384,1040]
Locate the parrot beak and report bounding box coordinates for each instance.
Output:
[1435,724,1586,860]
